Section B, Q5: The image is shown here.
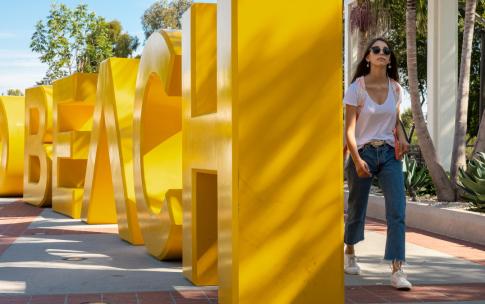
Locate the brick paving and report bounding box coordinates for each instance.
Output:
[0,201,42,255]
[1,201,485,303]
[2,284,485,303]
[0,290,217,304]
[365,217,485,266]
[345,283,485,303]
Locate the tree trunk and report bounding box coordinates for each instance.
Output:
[406,0,456,201]
[451,0,477,188]
[473,112,485,153]
[410,188,417,202]
[357,29,368,63]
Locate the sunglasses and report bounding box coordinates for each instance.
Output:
[370,46,391,55]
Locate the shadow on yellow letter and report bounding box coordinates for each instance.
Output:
[133,30,183,260]
[82,58,144,242]
[217,0,344,303]
[181,3,218,286]
[52,73,97,218]
[0,96,25,196]
[23,86,53,206]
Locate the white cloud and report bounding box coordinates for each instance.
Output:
[0,49,47,94]
[0,57,45,69]
[0,49,39,59]
[0,69,46,93]
[0,32,16,39]
[0,49,47,93]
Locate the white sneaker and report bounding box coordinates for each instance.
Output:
[391,270,412,290]
[344,253,361,275]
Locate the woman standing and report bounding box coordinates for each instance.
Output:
[344,37,412,290]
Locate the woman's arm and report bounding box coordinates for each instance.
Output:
[345,105,371,177]
[395,109,409,159]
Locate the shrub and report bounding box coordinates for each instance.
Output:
[457,152,485,212]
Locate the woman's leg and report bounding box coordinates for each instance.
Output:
[377,145,412,290]
[344,149,375,247]
[377,145,406,263]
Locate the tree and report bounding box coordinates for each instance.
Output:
[349,0,428,99]
[470,1,485,153]
[388,0,428,101]
[349,0,391,61]
[406,0,456,201]
[442,1,485,145]
[109,20,139,58]
[141,0,192,40]
[30,3,113,83]
[5,89,24,96]
[451,0,478,189]
[460,1,485,140]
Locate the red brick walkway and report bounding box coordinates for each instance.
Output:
[346,283,485,303]
[0,289,218,304]
[0,201,42,255]
[1,202,485,303]
[366,217,485,266]
[2,284,485,303]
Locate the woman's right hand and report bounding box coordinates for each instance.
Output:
[355,158,372,178]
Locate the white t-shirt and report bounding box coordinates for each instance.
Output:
[344,78,402,149]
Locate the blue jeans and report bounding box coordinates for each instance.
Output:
[345,144,406,262]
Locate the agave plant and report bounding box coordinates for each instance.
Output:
[457,152,485,212]
[403,155,432,201]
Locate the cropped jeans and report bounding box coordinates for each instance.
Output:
[345,143,406,262]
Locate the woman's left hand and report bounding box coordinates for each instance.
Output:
[399,140,409,159]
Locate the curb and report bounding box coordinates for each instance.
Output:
[344,192,485,246]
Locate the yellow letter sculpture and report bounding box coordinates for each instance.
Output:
[0,96,25,195]
[52,73,97,218]
[181,4,218,286]
[82,58,144,243]
[217,0,344,303]
[23,86,53,206]
[133,30,183,259]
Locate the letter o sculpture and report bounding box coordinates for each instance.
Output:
[0,96,25,195]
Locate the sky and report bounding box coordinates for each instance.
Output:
[0,0,411,110]
[0,0,215,94]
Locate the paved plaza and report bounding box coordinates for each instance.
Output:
[0,199,484,304]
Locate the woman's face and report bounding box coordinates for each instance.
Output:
[366,40,391,68]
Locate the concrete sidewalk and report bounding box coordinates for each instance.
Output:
[0,199,484,304]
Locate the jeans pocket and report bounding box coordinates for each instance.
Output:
[358,145,368,155]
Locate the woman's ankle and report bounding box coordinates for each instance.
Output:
[391,260,403,273]
[344,245,355,255]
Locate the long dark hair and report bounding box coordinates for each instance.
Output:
[351,37,399,83]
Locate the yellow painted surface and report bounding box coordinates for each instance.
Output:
[52,73,97,218]
[217,1,344,303]
[0,96,25,195]
[133,30,183,259]
[82,58,143,242]
[23,86,53,206]
[181,4,218,286]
